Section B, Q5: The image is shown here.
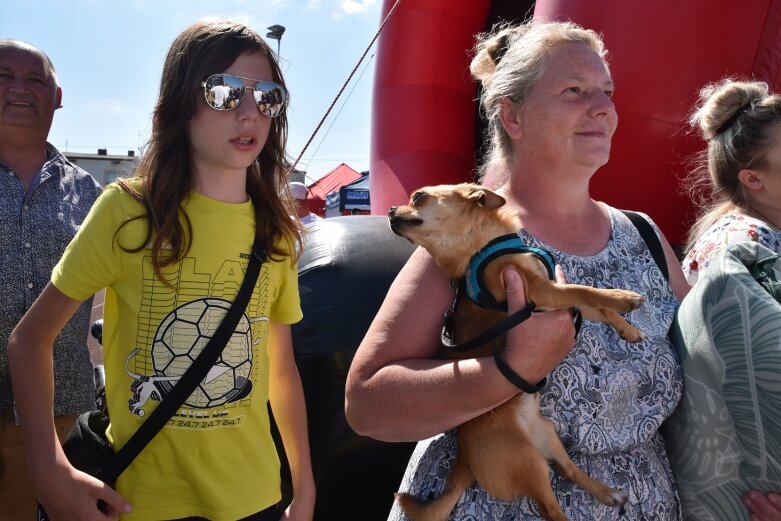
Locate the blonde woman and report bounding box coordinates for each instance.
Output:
[347,20,688,521]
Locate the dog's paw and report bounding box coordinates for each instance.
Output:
[610,290,646,312]
[619,325,646,343]
[605,489,628,507]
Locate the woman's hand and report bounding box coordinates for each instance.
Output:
[743,491,781,520]
[501,266,577,385]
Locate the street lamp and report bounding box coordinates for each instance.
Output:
[266,24,286,55]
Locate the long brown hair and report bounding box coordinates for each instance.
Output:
[117,18,302,283]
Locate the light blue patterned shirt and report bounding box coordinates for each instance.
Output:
[0,143,102,416]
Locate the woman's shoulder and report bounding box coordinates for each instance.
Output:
[272,232,300,260]
[97,178,143,205]
[605,206,664,253]
[682,213,781,284]
[607,206,658,230]
[81,179,135,216]
[695,213,779,250]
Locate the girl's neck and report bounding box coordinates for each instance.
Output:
[743,203,781,230]
[192,169,249,203]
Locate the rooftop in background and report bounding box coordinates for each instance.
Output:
[306,163,361,216]
[64,150,137,186]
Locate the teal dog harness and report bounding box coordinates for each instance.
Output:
[463,233,556,312]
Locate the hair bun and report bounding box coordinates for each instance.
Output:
[690,79,769,139]
[470,26,522,88]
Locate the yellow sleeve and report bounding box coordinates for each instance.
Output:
[269,240,302,325]
[51,183,133,301]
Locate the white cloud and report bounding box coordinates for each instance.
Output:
[222,11,257,26]
[205,0,286,6]
[339,0,376,15]
[79,98,138,115]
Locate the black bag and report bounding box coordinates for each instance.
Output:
[37,238,265,520]
[61,408,114,484]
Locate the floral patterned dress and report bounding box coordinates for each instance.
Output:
[389,208,683,521]
[682,214,781,285]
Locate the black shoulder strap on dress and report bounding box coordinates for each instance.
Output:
[98,236,265,484]
[621,210,669,283]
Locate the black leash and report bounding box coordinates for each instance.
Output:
[441,302,536,353]
[441,294,569,394]
[492,338,547,394]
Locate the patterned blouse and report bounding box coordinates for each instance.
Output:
[681,214,781,285]
[389,208,683,521]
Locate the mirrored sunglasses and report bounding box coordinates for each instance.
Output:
[202,73,287,118]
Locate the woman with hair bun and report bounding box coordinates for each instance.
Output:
[682,79,781,284]
[347,19,689,520]
[667,79,781,521]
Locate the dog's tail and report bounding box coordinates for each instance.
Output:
[395,453,472,521]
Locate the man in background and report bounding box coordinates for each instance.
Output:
[0,39,102,519]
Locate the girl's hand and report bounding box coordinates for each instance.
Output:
[743,491,781,521]
[34,463,131,521]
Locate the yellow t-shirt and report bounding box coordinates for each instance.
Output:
[52,182,302,521]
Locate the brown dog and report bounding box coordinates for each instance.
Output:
[388,183,639,521]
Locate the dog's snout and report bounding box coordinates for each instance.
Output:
[389,206,398,217]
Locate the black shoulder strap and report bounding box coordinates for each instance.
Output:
[99,237,266,484]
[621,210,669,283]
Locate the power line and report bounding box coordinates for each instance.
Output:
[289,0,404,173]
[300,53,374,181]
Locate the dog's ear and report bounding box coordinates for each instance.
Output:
[482,189,506,209]
[467,187,506,209]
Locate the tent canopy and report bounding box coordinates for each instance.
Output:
[305,163,360,216]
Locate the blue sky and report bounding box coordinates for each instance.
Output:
[3,0,381,183]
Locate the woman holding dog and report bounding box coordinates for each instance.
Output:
[346,19,690,521]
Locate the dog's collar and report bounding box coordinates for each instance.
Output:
[463,233,556,312]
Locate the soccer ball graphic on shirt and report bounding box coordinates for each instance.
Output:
[125,298,266,416]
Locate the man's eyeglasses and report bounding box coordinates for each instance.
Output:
[201,74,287,118]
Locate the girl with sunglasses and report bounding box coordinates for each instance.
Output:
[8,18,315,521]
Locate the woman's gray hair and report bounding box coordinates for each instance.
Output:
[470,20,607,184]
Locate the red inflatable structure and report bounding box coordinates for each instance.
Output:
[370,0,781,246]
